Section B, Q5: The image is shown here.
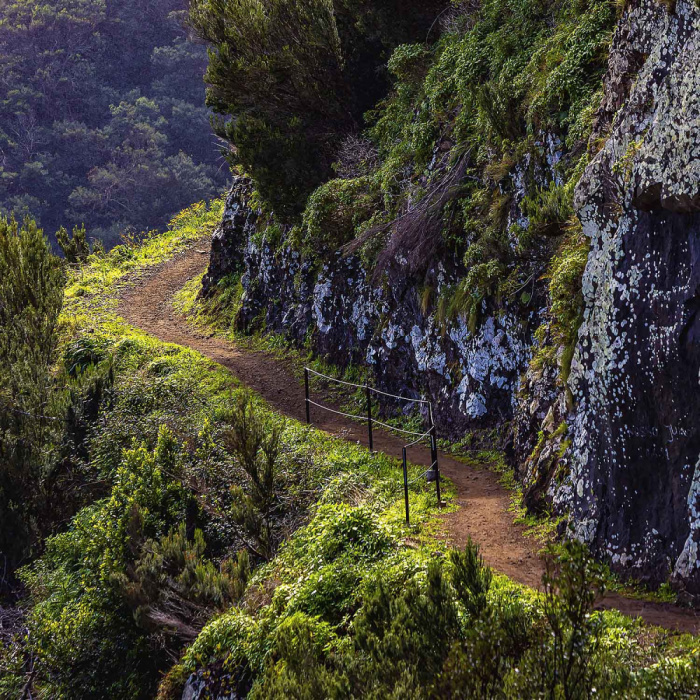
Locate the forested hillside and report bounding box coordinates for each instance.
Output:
[0,0,228,247]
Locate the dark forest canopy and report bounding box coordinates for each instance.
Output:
[189,0,447,218]
[0,0,229,247]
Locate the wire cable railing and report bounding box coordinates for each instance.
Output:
[304,367,442,524]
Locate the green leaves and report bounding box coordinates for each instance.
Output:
[189,0,445,217]
[223,390,284,560]
[118,522,250,644]
[56,223,91,263]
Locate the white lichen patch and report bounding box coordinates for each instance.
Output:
[673,459,700,579]
[563,0,700,585]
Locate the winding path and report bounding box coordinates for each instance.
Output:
[118,241,700,634]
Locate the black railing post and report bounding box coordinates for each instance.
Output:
[426,404,437,483]
[366,385,374,451]
[402,447,410,525]
[431,424,442,508]
[304,368,311,424]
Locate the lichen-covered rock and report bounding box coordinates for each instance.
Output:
[233,229,532,437]
[512,325,574,515]
[566,0,700,593]
[181,667,246,700]
[201,177,257,297]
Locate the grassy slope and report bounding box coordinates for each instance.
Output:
[3,201,697,699]
[4,201,452,698]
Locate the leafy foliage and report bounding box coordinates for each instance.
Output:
[118,523,250,646]
[56,223,93,263]
[301,176,380,254]
[183,538,700,699]
[0,201,443,697]
[547,231,590,380]
[222,391,284,560]
[189,0,446,216]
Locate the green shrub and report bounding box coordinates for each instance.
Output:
[249,541,677,698]
[507,541,610,697]
[0,215,65,569]
[181,608,261,687]
[222,391,285,561]
[56,223,92,263]
[522,180,576,238]
[288,504,393,565]
[118,523,250,648]
[250,613,347,699]
[20,426,193,698]
[301,176,380,253]
[190,0,443,217]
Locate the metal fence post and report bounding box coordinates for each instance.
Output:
[431,424,442,508]
[426,405,437,483]
[402,447,410,525]
[304,368,311,424]
[366,385,374,451]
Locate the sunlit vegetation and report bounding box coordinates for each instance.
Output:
[0,204,444,697]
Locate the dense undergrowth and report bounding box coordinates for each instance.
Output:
[0,204,445,698]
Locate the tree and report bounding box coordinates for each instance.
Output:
[189,0,446,217]
[0,216,65,573]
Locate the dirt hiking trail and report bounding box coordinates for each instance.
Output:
[117,242,700,634]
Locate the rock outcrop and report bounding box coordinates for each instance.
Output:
[205,183,534,438]
[566,0,700,591]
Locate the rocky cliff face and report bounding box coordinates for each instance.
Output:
[566,0,700,592]
[202,0,700,593]
[205,183,534,437]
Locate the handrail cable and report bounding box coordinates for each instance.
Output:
[304,366,442,524]
[305,367,431,405]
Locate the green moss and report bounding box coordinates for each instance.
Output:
[300,176,380,255]
[548,232,590,381]
[521,180,576,239]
